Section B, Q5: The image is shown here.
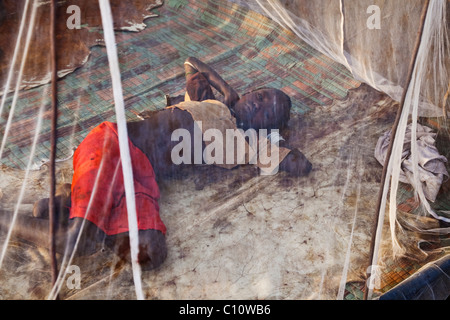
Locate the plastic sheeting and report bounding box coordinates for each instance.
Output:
[0,0,449,301]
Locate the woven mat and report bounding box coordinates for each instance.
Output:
[0,0,360,170]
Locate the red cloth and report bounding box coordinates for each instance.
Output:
[69,121,166,236]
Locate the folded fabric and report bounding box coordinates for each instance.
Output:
[70,121,166,236]
[375,123,448,202]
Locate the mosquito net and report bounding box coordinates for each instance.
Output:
[0,0,448,300]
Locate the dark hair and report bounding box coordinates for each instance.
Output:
[242,87,291,130]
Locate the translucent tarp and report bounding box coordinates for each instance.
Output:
[0,0,449,300]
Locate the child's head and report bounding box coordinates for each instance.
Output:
[233,88,291,131]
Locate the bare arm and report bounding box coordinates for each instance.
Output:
[185,57,240,107]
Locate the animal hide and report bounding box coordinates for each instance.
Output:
[0,0,163,94]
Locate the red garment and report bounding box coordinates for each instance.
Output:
[69,121,166,236]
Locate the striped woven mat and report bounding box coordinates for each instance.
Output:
[0,0,360,170]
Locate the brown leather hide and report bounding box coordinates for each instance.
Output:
[0,0,163,93]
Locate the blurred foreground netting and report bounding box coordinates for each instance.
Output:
[0,0,448,300]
